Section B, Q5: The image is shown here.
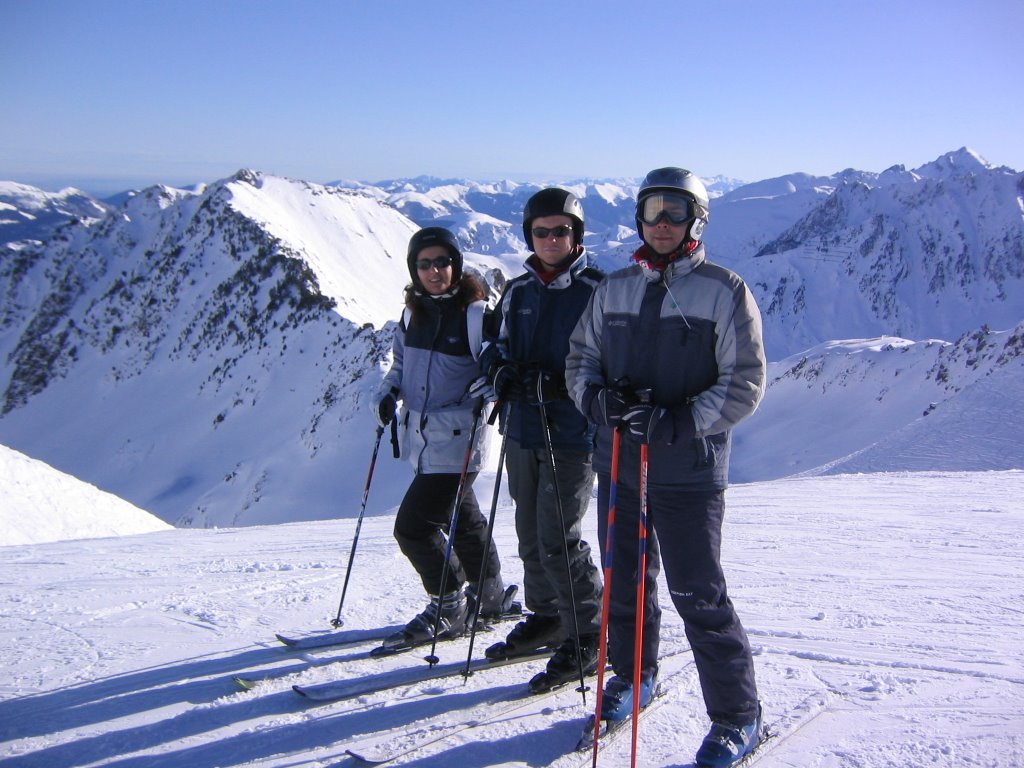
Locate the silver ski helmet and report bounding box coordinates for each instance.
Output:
[407,226,463,287]
[635,167,710,246]
[522,188,585,251]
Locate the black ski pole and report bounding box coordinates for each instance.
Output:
[463,401,509,678]
[331,425,385,628]
[538,395,589,704]
[424,401,485,665]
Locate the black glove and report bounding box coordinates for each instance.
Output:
[376,393,397,427]
[621,403,674,444]
[583,384,632,427]
[492,363,525,402]
[524,369,564,405]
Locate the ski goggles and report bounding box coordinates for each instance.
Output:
[531,225,574,239]
[415,254,453,270]
[638,193,697,226]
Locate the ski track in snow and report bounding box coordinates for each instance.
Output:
[1,471,1023,766]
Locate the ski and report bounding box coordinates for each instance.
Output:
[650,689,832,768]
[276,625,401,649]
[293,647,551,703]
[710,690,832,768]
[276,603,523,651]
[566,654,697,764]
[574,679,670,752]
[345,680,575,765]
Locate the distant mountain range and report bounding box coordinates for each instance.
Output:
[1,149,1021,527]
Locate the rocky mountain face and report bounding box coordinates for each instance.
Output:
[0,150,1021,526]
[1,171,419,526]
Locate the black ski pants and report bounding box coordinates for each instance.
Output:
[394,471,501,597]
[596,473,759,724]
[505,440,603,639]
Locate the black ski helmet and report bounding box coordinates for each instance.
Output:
[635,167,710,246]
[406,226,463,287]
[522,188,585,251]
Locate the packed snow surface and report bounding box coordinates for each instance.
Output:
[2,469,1021,766]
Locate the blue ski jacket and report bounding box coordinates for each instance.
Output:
[487,250,603,450]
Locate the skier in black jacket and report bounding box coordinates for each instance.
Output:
[481,189,605,693]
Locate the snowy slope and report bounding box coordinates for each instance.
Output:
[1,469,1021,767]
[732,322,1024,482]
[0,444,170,546]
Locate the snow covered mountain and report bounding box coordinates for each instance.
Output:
[0,150,1021,529]
[0,181,111,245]
[0,443,170,546]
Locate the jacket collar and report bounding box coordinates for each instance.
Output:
[524,247,588,289]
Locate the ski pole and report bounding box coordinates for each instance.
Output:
[463,401,509,678]
[538,396,589,704]
[629,388,653,768]
[630,440,649,768]
[331,425,385,628]
[591,426,621,768]
[425,401,485,666]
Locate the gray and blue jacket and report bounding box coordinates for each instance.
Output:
[379,292,488,474]
[565,244,766,490]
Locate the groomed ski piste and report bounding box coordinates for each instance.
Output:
[2,468,1023,766]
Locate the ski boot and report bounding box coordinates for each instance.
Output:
[599,671,658,721]
[484,612,561,661]
[373,588,468,656]
[694,704,764,767]
[528,633,600,693]
[467,576,521,623]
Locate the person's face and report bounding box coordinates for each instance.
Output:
[414,245,454,295]
[530,215,575,270]
[642,218,687,256]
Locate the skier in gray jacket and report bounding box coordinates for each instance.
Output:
[371,227,514,652]
[565,168,767,768]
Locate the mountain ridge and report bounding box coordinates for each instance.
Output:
[1,149,1021,527]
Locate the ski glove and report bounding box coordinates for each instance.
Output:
[491,363,525,402]
[621,403,674,444]
[583,384,632,427]
[375,392,397,428]
[466,374,495,402]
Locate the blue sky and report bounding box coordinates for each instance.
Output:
[2,0,1021,196]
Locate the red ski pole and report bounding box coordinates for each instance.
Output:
[591,427,620,767]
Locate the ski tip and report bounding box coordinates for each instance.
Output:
[233,676,257,691]
[292,684,308,697]
[344,749,386,765]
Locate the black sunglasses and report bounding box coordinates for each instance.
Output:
[531,225,574,239]
[415,255,453,271]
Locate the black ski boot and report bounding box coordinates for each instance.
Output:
[375,589,468,655]
[528,633,600,693]
[467,576,521,622]
[485,612,561,661]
